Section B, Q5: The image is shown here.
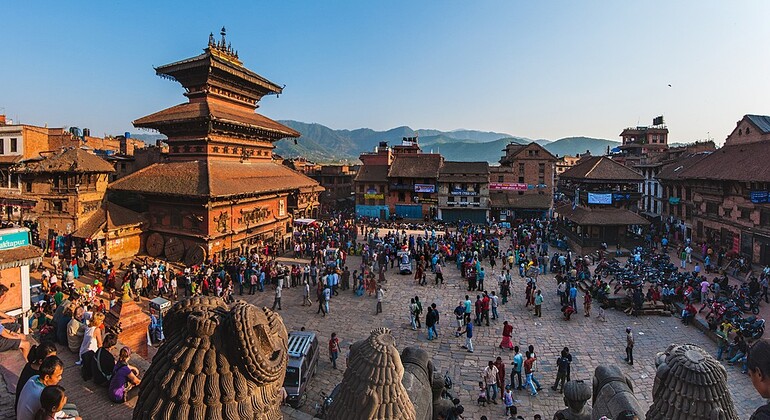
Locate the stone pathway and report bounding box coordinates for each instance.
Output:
[2,234,764,419]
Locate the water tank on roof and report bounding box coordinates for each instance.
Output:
[124,132,131,139]
[83,128,90,137]
[69,127,81,137]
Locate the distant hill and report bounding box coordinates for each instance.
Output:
[544,137,620,158]
[133,122,619,163]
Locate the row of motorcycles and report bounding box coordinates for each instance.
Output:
[702,295,765,339]
[596,249,766,340]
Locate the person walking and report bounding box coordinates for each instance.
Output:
[482,361,499,404]
[414,296,423,328]
[533,290,543,317]
[329,333,340,369]
[523,351,538,396]
[430,303,440,338]
[302,281,312,306]
[459,318,474,353]
[584,293,592,317]
[624,327,634,365]
[409,299,418,331]
[511,346,524,390]
[551,347,572,392]
[499,321,514,350]
[434,263,444,287]
[375,285,385,315]
[490,291,499,320]
[426,305,437,341]
[323,284,331,315]
[271,285,282,311]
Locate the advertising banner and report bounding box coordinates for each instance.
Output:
[489,182,527,191]
[0,229,29,251]
[587,193,613,205]
[450,188,477,196]
[414,184,436,193]
[750,191,769,204]
[363,193,384,199]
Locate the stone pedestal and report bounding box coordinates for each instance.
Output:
[106,299,150,358]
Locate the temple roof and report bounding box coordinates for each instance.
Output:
[109,160,322,199]
[560,156,643,181]
[14,147,115,174]
[133,99,300,139]
[554,202,649,225]
[490,193,552,209]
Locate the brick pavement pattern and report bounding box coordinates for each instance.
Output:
[3,234,764,419]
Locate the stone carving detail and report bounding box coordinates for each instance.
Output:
[591,365,644,420]
[241,207,271,225]
[327,328,416,420]
[215,211,229,233]
[400,347,434,420]
[554,380,592,420]
[646,343,738,420]
[133,296,288,420]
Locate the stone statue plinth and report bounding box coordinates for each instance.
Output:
[105,298,149,358]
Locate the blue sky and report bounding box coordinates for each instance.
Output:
[2,1,768,144]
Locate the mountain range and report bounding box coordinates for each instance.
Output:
[130,121,621,163]
[273,120,620,163]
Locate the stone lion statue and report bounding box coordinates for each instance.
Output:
[327,327,417,420]
[646,343,738,420]
[133,296,289,420]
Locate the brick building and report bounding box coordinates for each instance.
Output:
[489,142,556,222]
[11,148,115,256]
[555,156,647,253]
[387,153,443,220]
[308,165,357,212]
[657,114,770,265]
[437,161,489,223]
[354,142,393,219]
[108,30,322,264]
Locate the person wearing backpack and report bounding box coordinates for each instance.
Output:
[551,347,572,392]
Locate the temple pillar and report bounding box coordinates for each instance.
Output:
[106,298,150,358]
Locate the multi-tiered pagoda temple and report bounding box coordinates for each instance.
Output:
[110,29,322,265]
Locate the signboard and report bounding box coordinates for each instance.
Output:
[612,192,633,202]
[414,197,437,204]
[750,191,769,204]
[732,235,740,253]
[489,182,527,191]
[414,184,435,193]
[587,193,613,205]
[451,186,477,196]
[668,197,681,205]
[0,228,30,251]
[363,193,384,199]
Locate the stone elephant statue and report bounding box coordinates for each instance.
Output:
[591,365,644,420]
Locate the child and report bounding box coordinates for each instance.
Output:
[503,385,516,417]
[747,339,770,418]
[477,381,487,406]
[36,384,80,419]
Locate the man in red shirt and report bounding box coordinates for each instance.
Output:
[523,351,538,396]
[482,293,491,327]
[329,332,340,369]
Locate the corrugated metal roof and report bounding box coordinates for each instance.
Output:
[746,115,770,134]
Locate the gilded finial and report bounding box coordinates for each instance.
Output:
[208,32,215,46]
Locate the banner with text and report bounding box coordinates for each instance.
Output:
[587,193,613,205]
[414,184,436,193]
[489,182,527,191]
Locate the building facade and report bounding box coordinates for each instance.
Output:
[387,153,443,220]
[109,30,322,264]
[437,161,489,223]
[658,115,770,266]
[354,142,392,219]
[489,142,556,222]
[12,148,114,256]
[308,164,357,213]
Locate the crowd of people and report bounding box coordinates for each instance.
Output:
[5,211,770,419]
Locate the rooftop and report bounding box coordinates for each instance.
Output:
[675,142,770,183]
[388,154,443,179]
[560,156,643,182]
[13,148,115,174]
[109,160,322,198]
[554,202,650,226]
